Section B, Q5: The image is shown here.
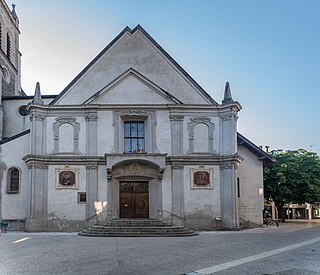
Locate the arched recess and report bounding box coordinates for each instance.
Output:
[187,117,215,154]
[6,166,21,194]
[52,117,80,154]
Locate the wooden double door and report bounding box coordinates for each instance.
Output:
[119,181,149,218]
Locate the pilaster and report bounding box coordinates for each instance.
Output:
[220,110,238,156]
[0,69,3,140]
[169,114,184,156]
[27,162,49,221]
[220,163,238,229]
[86,163,98,219]
[171,164,184,222]
[30,110,46,155]
[85,113,98,156]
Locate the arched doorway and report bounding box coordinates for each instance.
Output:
[106,156,166,220]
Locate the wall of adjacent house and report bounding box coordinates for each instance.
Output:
[2,99,30,137]
[237,146,264,226]
[1,133,29,220]
[2,98,53,138]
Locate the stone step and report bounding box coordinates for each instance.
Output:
[78,219,198,237]
[81,228,193,233]
[79,232,198,237]
[102,220,168,227]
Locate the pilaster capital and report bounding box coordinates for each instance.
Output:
[172,164,184,170]
[27,163,49,169]
[169,114,184,121]
[86,163,98,170]
[220,112,238,122]
[85,113,98,121]
[30,112,46,122]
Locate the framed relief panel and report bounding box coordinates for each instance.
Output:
[190,169,213,189]
[56,169,79,189]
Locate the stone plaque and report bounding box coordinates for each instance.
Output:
[191,169,213,189]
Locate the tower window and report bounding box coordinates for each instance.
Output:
[6,33,11,59]
[0,23,2,49]
[7,168,20,194]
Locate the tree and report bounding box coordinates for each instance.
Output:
[264,149,320,221]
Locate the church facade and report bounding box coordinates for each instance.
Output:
[0,0,273,232]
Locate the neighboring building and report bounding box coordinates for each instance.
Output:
[266,202,315,220]
[0,1,273,232]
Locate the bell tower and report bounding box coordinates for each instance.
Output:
[0,1,22,97]
[0,1,23,140]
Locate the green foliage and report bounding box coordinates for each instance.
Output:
[264,149,320,207]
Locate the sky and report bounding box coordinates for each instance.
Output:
[11,0,320,155]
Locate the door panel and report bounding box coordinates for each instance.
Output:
[119,182,149,218]
[120,193,135,218]
[135,193,149,218]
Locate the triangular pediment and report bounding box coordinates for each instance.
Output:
[50,25,217,106]
[84,69,182,105]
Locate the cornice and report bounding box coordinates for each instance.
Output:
[23,104,243,114]
[23,154,105,166]
[167,154,243,166]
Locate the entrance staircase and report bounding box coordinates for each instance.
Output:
[78,219,198,237]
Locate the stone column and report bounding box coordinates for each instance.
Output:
[86,164,98,219]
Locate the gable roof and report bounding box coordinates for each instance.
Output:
[50,25,217,106]
[83,68,183,105]
[237,132,275,163]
